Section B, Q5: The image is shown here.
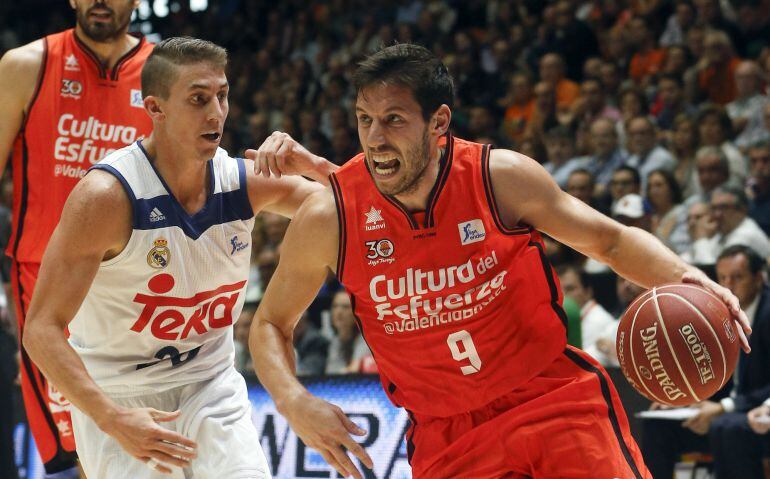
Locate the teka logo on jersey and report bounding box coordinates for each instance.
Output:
[458,219,486,245]
[364,206,385,231]
[130,273,246,341]
[60,79,83,99]
[54,113,139,168]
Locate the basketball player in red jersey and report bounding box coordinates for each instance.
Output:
[0,0,151,473]
[250,44,752,479]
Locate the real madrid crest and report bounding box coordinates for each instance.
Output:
[147,238,170,269]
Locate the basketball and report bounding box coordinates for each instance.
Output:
[616,283,741,407]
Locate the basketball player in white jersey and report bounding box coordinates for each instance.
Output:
[21,37,335,478]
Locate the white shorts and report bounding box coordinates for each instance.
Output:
[71,367,270,479]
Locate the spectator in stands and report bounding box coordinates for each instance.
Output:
[747,142,770,236]
[500,72,535,145]
[727,61,770,150]
[585,118,628,193]
[626,16,666,86]
[556,265,616,365]
[671,114,701,198]
[566,168,596,206]
[294,311,329,377]
[570,77,622,127]
[261,212,290,250]
[691,186,770,263]
[612,193,652,231]
[681,200,715,264]
[693,29,741,105]
[626,116,677,185]
[599,61,623,106]
[659,1,696,47]
[538,52,579,113]
[643,245,770,479]
[535,0,599,81]
[688,146,733,205]
[647,169,690,254]
[526,81,561,141]
[325,291,372,375]
[542,125,586,187]
[609,166,642,208]
[653,74,696,131]
[619,86,649,126]
[693,0,744,52]
[697,104,748,185]
[661,44,693,79]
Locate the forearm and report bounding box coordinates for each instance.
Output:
[603,226,699,288]
[250,319,308,414]
[23,321,119,428]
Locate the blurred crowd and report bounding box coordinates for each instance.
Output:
[2,0,770,376]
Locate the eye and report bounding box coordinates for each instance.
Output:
[218,92,228,102]
[191,94,205,104]
[387,115,404,124]
[358,115,372,125]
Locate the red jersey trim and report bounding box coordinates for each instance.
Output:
[423,133,454,228]
[529,239,568,330]
[330,174,347,282]
[109,34,146,81]
[362,160,419,230]
[20,37,48,132]
[73,31,107,79]
[480,144,532,235]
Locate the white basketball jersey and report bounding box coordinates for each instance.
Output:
[68,141,255,395]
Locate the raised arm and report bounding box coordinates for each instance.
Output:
[246,131,339,185]
[249,188,373,479]
[22,170,197,473]
[0,40,44,177]
[488,148,752,350]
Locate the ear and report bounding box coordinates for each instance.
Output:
[432,104,451,137]
[143,96,164,121]
[69,0,76,9]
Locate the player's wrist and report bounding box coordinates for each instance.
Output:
[92,401,125,433]
[275,387,313,418]
[309,155,337,185]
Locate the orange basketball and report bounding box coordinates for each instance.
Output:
[616,283,740,406]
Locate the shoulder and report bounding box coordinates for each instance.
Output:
[67,169,131,216]
[489,148,554,187]
[0,39,45,103]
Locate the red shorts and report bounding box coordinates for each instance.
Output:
[12,261,77,473]
[407,346,651,479]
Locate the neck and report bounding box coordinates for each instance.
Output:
[392,145,444,212]
[141,133,211,211]
[656,202,673,215]
[74,26,137,70]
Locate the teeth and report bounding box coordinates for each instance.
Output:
[375,165,397,175]
[371,156,397,164]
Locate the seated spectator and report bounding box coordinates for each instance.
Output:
[691,186,770,264]
[626,16,666,86]
[294,311,329,377]
[599,61,623,107]
[652,74,696,131]
[747,142,770,236]
[500,72,535,145]
[542,125,588,187]
[566,168,596,207]
[681,200,715,264]
[556,265,616,365]
[625,116,677,187]
[642,245,770,479]
[609,166,642,209]
[647,169,689,254]
[661,44,693,79]
[697,104,748,185]
[585,117,628,193]
[526,81,561,141]
[539,52,580,113]
[612,193,652,232]
[659,1,696,47]
[670,114,701,198]
[727,61,770,149]
[687,146,733,206]
[325,291,372,375]
[693,29,741,105]
[569,77,621,128]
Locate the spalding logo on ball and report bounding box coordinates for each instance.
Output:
[616,283,740,407]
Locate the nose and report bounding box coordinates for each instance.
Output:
[207,98,225,123]
[366,119,386,149]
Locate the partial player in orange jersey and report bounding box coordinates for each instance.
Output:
[0,0,153,473]
[249,44,752,479]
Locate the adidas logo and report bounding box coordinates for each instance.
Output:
[64,54,80,72]
[149,207,166,223]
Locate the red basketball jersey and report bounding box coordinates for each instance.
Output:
[9,29,153,263]
[331,135,568,417]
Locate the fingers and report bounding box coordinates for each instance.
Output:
[153,439,198,461]
[253,131,294,179]
[147,448,191,469]
[333,409,373,469]
[330,444,363,479]
[144,457,174,475]
[335,408,367,436]
[155,426,198,450]
[318,447,358,479]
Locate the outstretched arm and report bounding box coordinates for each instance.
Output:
[23,171,197,473]
[489,148,752,351]
[249,188,373,479]
[246,131,339,185]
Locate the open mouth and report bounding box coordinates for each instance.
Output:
[201,132,221,143]
[371,154,400,177]
[89,8,113,20]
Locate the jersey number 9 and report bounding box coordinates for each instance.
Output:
[447,330,482,375]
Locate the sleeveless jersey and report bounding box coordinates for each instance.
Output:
[331,135,568,417]
[68,142,254,395]
[9,29,153,264]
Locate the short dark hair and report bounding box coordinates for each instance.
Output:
[556,264,592,289]
[646,168,683,204]
[658,73,684,89]
[697,103,734,140]
[717,244,765,274]
[353,43,454,120]
[141,37,228,99]
[613,165,641,186]
[711,185,749,210]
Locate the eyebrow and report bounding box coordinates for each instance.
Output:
[189,81,229,91]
